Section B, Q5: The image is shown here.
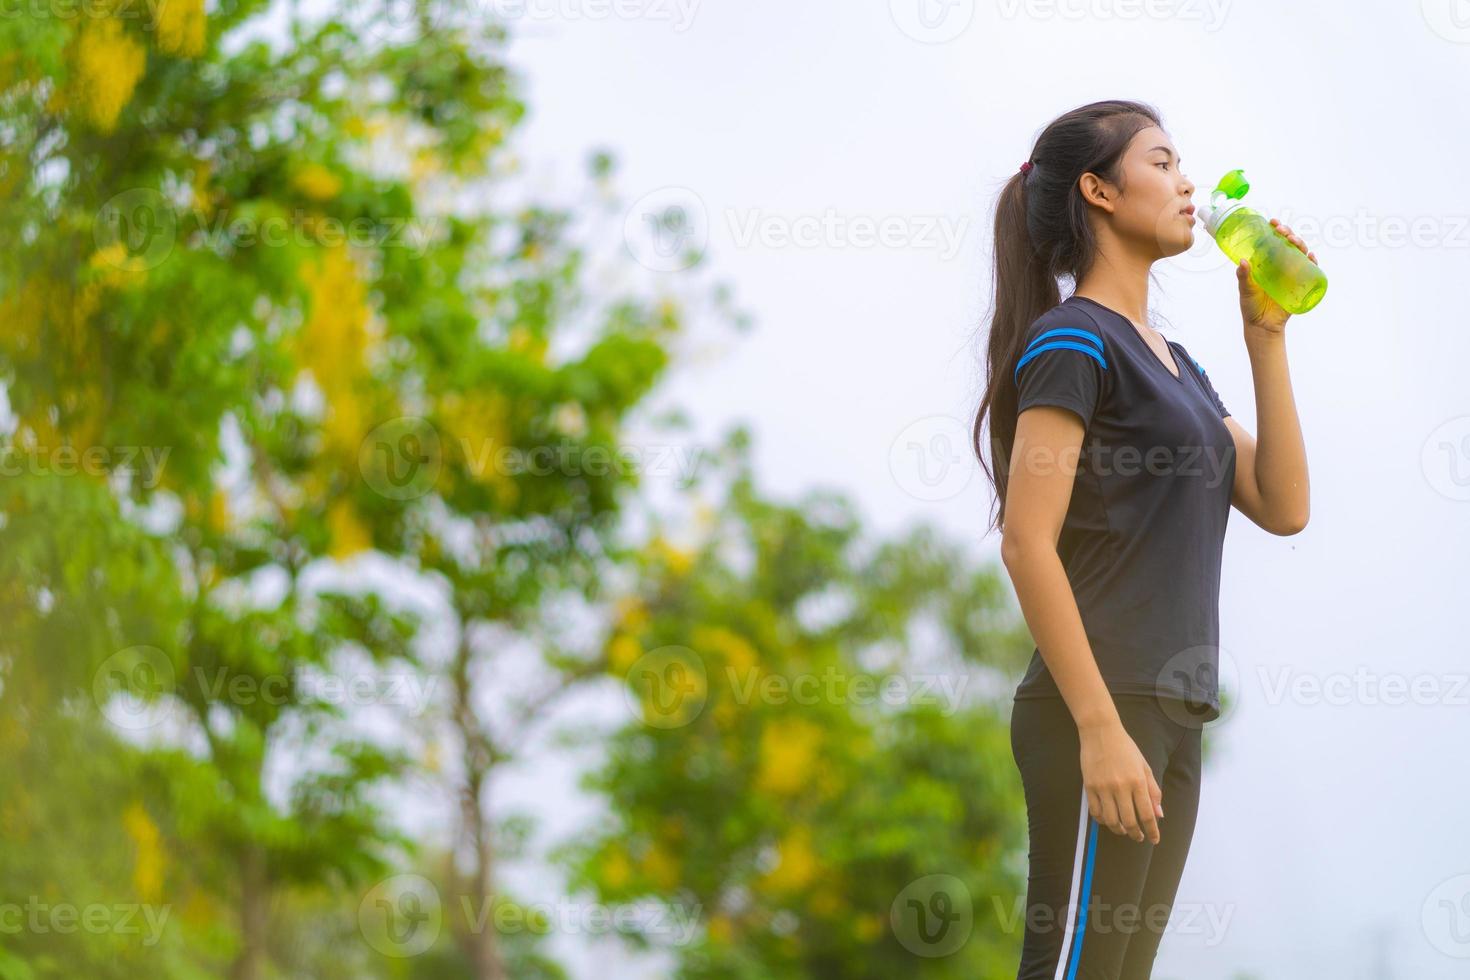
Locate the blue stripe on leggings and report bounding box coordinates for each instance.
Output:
[1065,818,1100,980]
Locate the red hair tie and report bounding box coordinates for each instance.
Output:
[1019,161,1033,174]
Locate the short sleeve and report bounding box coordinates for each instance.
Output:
[1013,318,1108,429]
[1177,345,1230,418]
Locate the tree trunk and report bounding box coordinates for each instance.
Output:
[231,844,268,980]
[453,637,505,980]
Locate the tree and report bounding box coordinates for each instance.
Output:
[562,431,1037,978]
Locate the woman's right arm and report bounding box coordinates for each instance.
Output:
[1000,404,1164,845]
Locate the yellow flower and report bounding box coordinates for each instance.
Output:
[327,498,372,559]
[600,847,632,890]
[607,634,642,675]
[692,625,759,676]
[437,389,517,502]
[854,912,884,943]
[639,843,681,891]
[612,595,649,633]
[754,716,824,797]
[507,325,547,363]
[121,801,166,904]
[69,17,147,133]
[759,824,818,894]
[649,534,693,577]
[207,490,230,533]
[707,914,734,944]
[152,0,207,57]
[292,163,342,202]
[296,246,375,457]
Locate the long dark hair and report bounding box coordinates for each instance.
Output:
[973,99,1164,534]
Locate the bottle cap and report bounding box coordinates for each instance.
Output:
[1213,168,1250,203]
[1196,168,1250,238]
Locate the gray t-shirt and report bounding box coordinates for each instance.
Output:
[1011,294,1236,722]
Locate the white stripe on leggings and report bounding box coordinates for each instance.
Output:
[1053,785,1090,980]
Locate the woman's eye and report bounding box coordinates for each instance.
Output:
[1157,162,1171,170]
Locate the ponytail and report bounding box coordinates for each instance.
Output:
[972,100,1162,533]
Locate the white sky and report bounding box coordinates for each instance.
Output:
[483,1,1470,977]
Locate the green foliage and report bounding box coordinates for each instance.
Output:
[562,441,1034,978]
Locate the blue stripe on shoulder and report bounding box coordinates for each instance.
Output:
[1013,340,1108,383]
[1024,327,1104,354]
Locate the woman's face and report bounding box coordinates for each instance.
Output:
[1099,125,1198,260]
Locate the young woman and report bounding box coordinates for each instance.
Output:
[972,100,1314,979]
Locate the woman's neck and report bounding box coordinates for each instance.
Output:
[1073,251,1154,327]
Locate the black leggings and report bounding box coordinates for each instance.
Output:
[1010,693,1204,980]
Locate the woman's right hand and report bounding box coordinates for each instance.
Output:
[1078,720,1163,845]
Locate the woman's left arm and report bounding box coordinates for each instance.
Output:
[1223,217,1313,536]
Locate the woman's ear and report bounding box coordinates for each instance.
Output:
[1077,172,1115,213]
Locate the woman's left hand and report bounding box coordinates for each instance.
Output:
[1236,217,1318,336]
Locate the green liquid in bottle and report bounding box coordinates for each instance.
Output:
[1215,206,1328,314]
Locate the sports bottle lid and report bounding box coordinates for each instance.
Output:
[1197,168,1250,238]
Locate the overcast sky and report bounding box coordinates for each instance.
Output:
[483,1,1470,976]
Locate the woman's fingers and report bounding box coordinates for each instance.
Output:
[1132,780,1161,845]
[1269,216,1310,256]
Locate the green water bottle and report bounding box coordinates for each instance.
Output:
[1196,169,1327,315]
